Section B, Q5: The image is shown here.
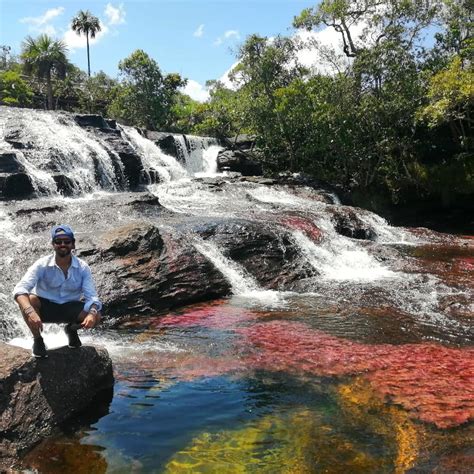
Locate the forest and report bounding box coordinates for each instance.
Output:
[1,0,472,215]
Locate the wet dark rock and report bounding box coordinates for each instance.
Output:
[91,223,232,319]
[0,152,24,174]
[224,134,255,150]
[0,173,34,199]
[97,131,144,189]
[74,114,110,129]
[217,150,263,176]
[0,342,113,470]
[3,127,32,150]
[198,220,316,289]
[146,131,179,159]
[15,205,63,217]
[240,176,277,185]
[127,192,161,210]
[330,207,377,240]
[52,174,76,196]
[105,119,117,129]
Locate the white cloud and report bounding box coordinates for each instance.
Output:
[105,3,126,26]
[63,24,110,50]
[181,79,210,102]
[214,29,240,46]
[218,61,240,90]
[217,24,367,87]
[20,7,65,33]
[193,24,204,38]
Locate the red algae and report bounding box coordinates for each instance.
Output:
[280,216,322,242]
[236,321,474,429]
[154,305,261,330]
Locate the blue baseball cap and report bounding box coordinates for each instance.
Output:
[51,224,75,241]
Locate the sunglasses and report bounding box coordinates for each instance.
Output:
[53,239,73,245]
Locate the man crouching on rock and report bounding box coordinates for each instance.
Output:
[13,224,101,359]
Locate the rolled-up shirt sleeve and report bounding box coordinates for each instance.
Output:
[81,264,102,312]
[12,260,43,299]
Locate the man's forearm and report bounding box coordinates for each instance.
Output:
[15,294,34,313]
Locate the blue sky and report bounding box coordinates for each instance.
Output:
[0,0,317,100]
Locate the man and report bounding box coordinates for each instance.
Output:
[13,224,101,358]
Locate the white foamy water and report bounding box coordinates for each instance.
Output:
[173,135,223,175]
[0,207,21,243]
[120,126,188,182]
[194,145,226,177]
[24,111,119,192]
[291,230,397,282]
[194,238,284,307]
[357,212,421,245]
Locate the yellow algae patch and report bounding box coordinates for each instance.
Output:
[23,439,108,474]
[164,408,382,473]
[337,377,425,474]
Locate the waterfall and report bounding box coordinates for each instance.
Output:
[290,230,396,282]
[193,238,284,306]
[173,135,223,176]
[120,126,188,182]
[1,108,119,195]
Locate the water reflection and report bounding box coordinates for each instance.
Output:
[23,298,473,473]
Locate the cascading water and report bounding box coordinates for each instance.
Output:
[193,238,284,306]
[173,134,222,175]
[120,126,188,182]
[1,107,472,472]
[1,107,120,194]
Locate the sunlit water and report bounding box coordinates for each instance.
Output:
[1,112,472,472]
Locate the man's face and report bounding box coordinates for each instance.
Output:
[52,238,74,257]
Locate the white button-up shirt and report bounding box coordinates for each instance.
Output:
[13,253,102,312]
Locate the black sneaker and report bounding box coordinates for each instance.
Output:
[65,323,82,348]
[32,337,48,358]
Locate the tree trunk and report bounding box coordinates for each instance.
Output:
[46,70,53,110]
[87,33,91,77]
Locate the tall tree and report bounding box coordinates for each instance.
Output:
[21,34,68,110]
[71,10,101,77]
[109,49,186,130]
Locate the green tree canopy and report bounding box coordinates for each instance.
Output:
[109,49,186,130]
[21,34,68,110]
[0,70,33,106]
[71,10,101,77]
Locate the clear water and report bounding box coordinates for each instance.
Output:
[22,292,474,473]
[1,111,472,472]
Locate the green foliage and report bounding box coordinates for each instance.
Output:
[0,70,33,106]
[231,35,307,169]
[108,49,186,130]
[21,34,68,110]
[417,56,474,149]
[190,81,250,138]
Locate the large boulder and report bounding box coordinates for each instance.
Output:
[0,173,35,199]
[0,342,113,470]
[146,131,180,159]
[330,206,378,240]
[74,114,111,129]
[90,222,232,320]
[216,150,263,176]
[197,220,316,289]
[0,152,25,174]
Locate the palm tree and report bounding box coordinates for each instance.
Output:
[21,34,68,110]
[71,10,101,77]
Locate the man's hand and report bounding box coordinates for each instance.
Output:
[81,313,98,329]
[27,311,43,332]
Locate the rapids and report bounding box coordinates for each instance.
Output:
[0,108,472,472]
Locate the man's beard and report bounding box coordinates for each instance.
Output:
[56,248,72,258]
